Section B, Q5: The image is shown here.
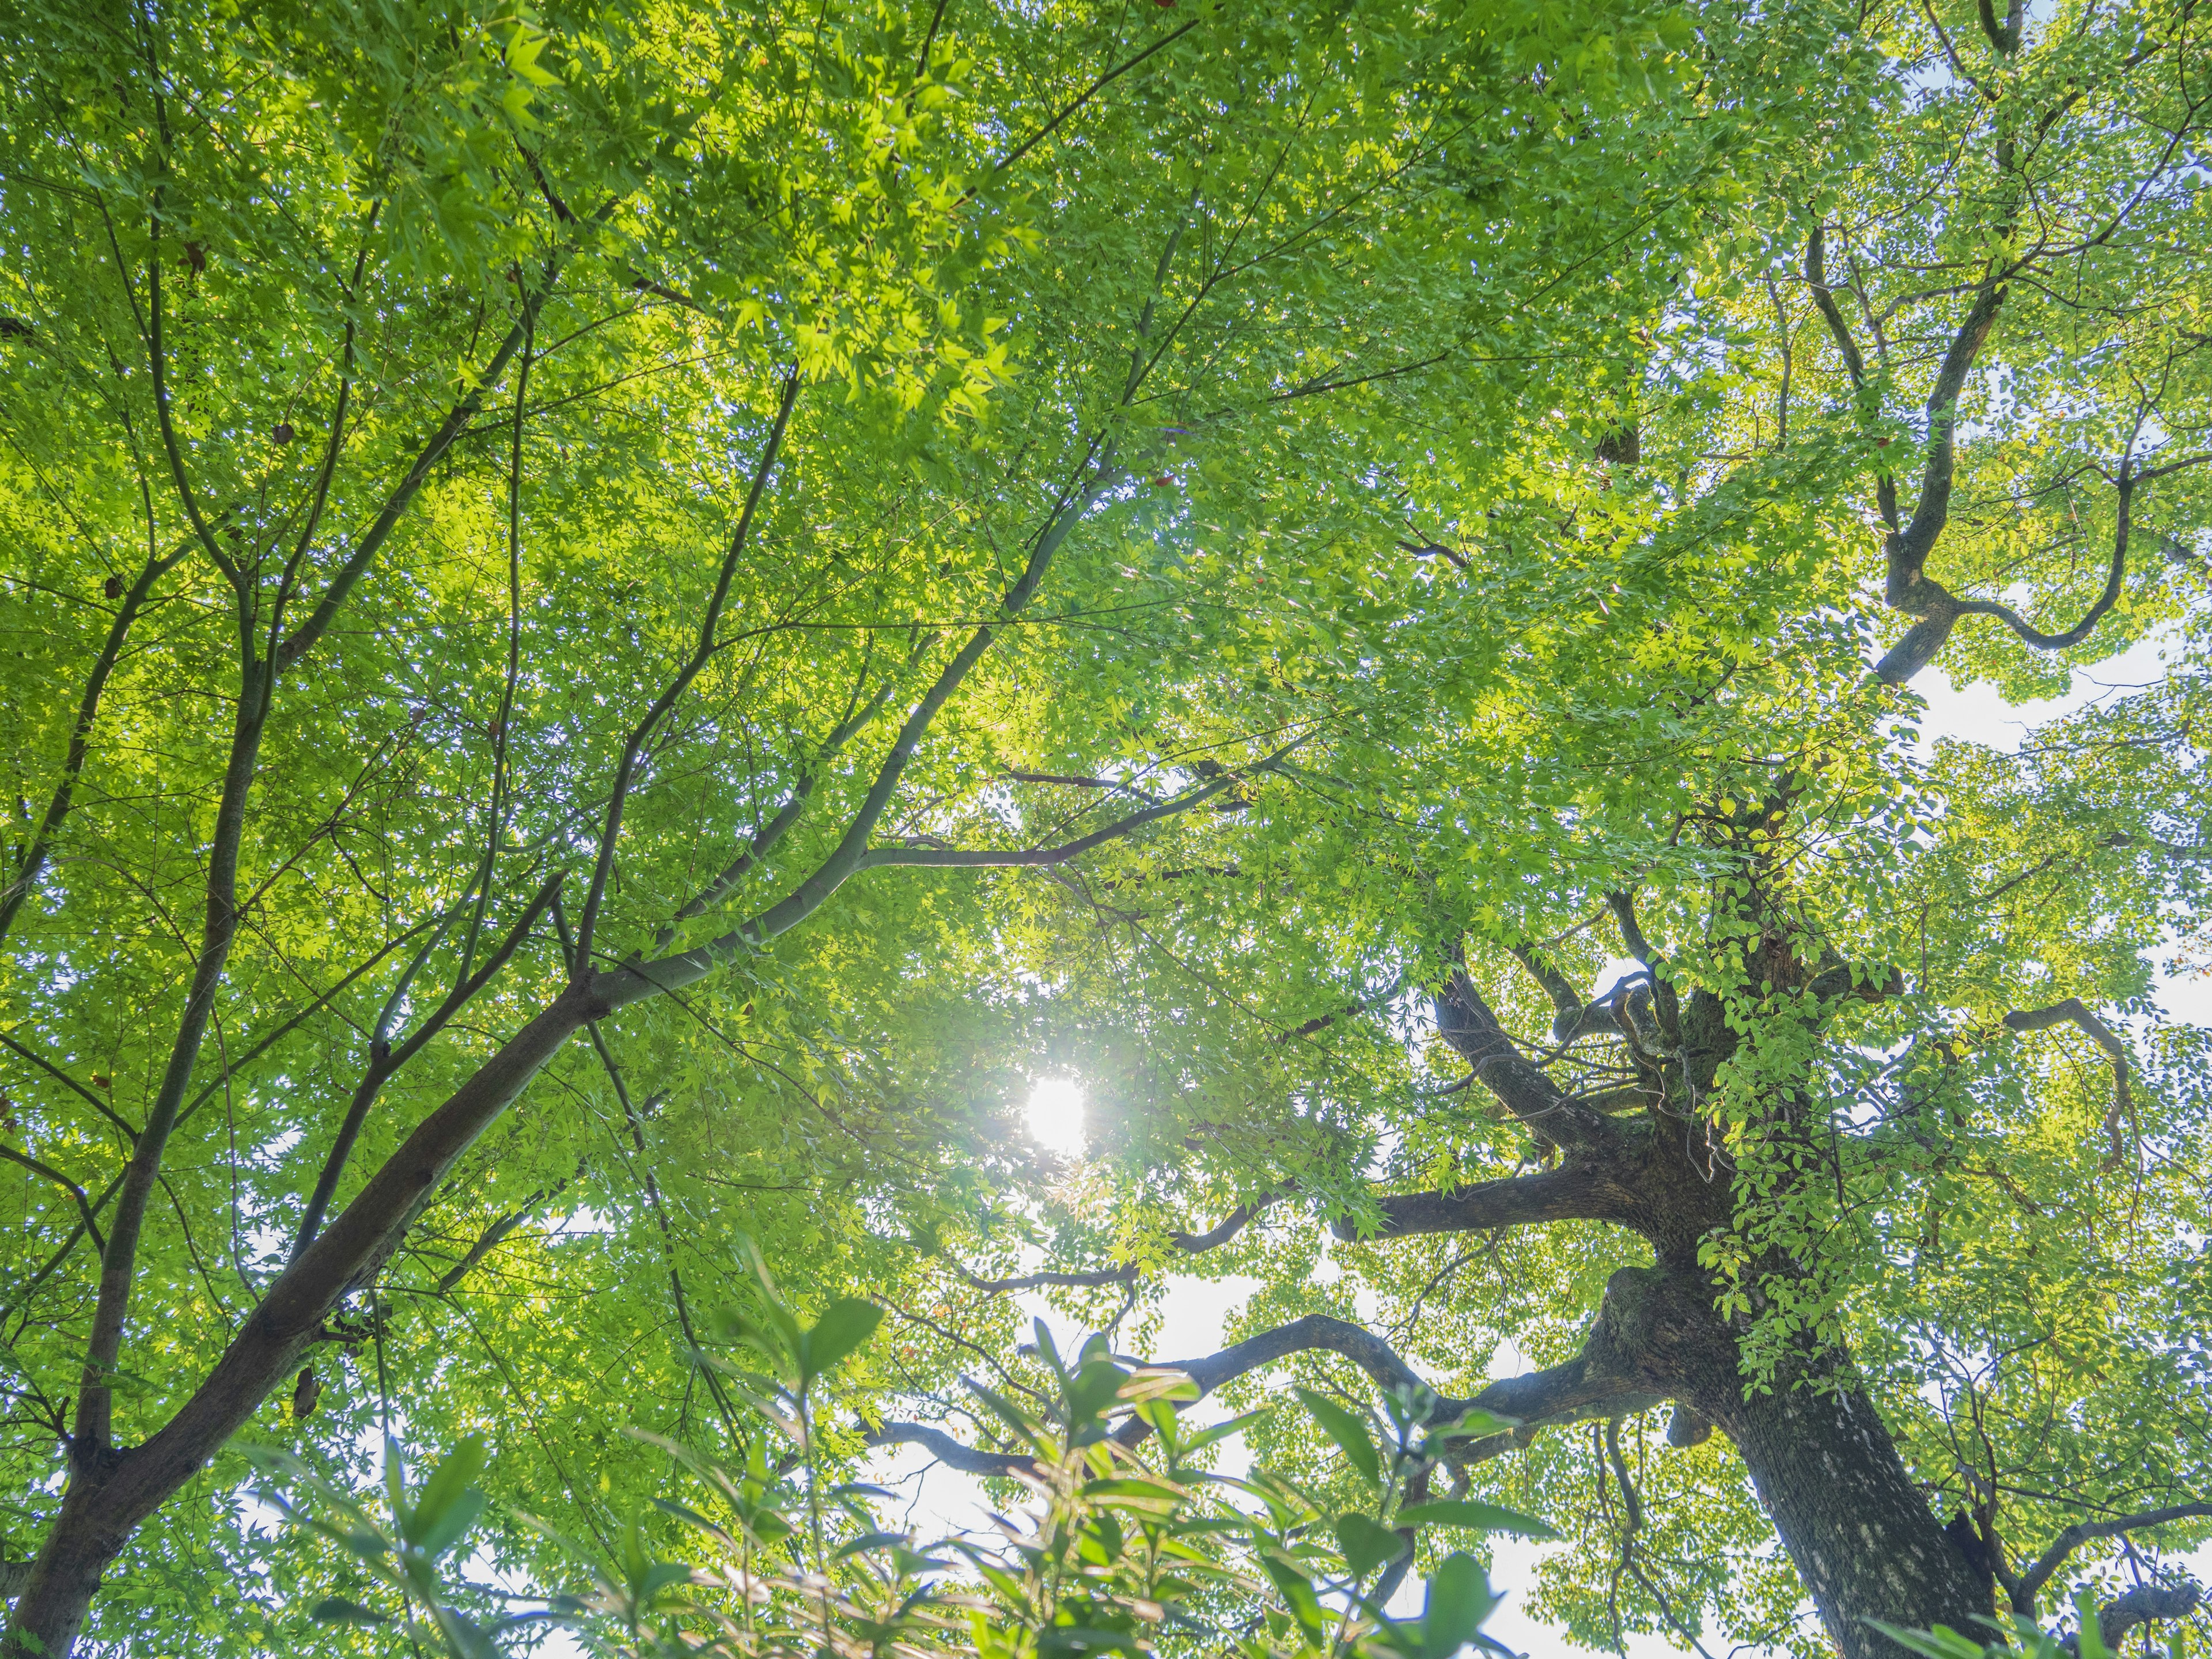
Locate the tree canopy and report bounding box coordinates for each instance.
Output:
[0,0,2206,1654]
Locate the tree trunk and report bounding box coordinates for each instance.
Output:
[1722,1378,1991,1657]
[1599,1262,1991,1656]
[2,986,599,1657]
[4,1467,118,1659]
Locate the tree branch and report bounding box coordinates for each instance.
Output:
[577,370,801,960]
[290,871,564,1261]
[0,538,188,952]
[1330,1166,1634,1241]
[1950,498,2130,653]
[952,1197,1277,1292]
[2012,1502,2212,1609]
[2001,998,2130,1165]
[2078,1582,2202,1650]
[593,447,1127,1010]
[867,1421,1038,1479]
[856,745,1299,874]
[273,244,585,673]
[0,1143,107,1255]
[1506,942,1586,1044]
[1435,956,1626,1154]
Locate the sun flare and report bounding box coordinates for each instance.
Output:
[1024,1077,1086,1158]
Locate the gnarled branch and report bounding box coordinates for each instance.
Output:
[2001,999,2130,1166]
[2013,1501,2212,1610]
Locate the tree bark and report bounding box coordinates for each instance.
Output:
[1573,1262,1992,1657]
[2,985,599,1656]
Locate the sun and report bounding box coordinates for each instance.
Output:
[1024,1076,1086,1158]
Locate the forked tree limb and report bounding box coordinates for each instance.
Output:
[1506,942,1586,1043]
[1435,960,1627,1156]
[2012,1501,2212,1610]
[2001,999,2131,1165]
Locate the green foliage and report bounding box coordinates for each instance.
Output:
[1,0,2208,1650]
[251,1258,1550,1659]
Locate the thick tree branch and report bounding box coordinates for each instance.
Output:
[1436,957,1626,1154]
[1126,1300,1666,1457]
[2080,1582,2202,1650]
[2013,1502,2212,1609]
[871,1298,1673,1488]
[1506,942,1586,1043]
[1330,1166,1635,1241]
[1946,465,2135,657]
[1604,891,1683,1047]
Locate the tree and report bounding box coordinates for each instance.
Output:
[0,0,1703,1650]
[872,0,2212,1654]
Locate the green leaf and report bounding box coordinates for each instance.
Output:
[1295,1387,1381,1489]
[1421,1552,1499,1659]
[798,1297,884,1382]
[402,1434,487,1548]
[413,1486,486,1560]
[309,1596,392,1625]
[1259,1554,1326,1639]
[1179,1408,1268,1457]
[1394,1499,1559,1540]
[1333,1512,1406,1577]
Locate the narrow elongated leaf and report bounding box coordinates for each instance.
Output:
[1395,1499,1559,1541]
[798,1297,884,1382]
[1295,1387,1381,1489]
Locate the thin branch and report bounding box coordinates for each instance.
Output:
[0,1034,139,1142]
[857,744,1300,872]
[950,1197,1277,1293]
[988,20,1200,179]
[290,872,563,1260]
[0,1142,107,1255]
[576,370,801,960]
